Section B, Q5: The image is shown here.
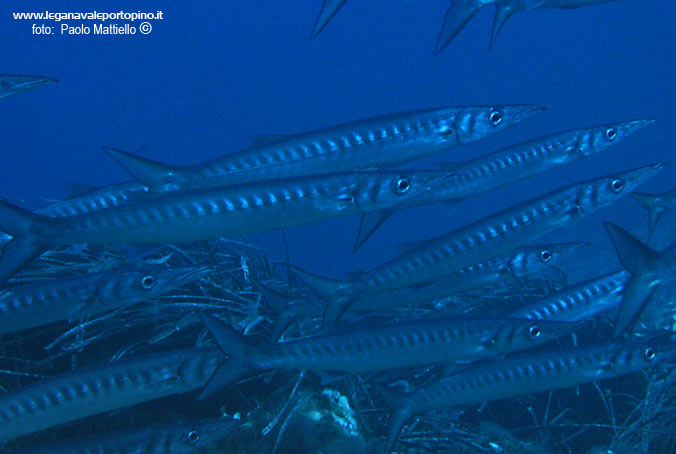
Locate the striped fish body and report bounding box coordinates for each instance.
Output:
[0,348,221,443]
[0,266,208,335]
[24,172,422,246]
[36,182,149,218]
[143,105,543,192]
[511,270,627,322]
[349,242,585,313]
[349,165,661,298]
[433,120,651,202]
[407,340,666,413]
[10,419,240,454]
[238,317,573,373]
[382,339,676,453]
[0,74,57,100]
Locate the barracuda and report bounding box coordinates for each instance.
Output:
[378,339,676,454]
[435,0,622,54]
[294,164,662,323]
[511,270,627,322]
[266,242,586,340]
[0,266,209,335]
[0,74,57,100]
[0,347,222,443]
[353,119,652,250]
[8,418,240,454]
[0,170,475,283]
[197,312,576,399]
[630,186,676,237]
[604,222,676,337]
[106,105,544,193]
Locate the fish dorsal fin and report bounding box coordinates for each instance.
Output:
[247,134,290,148]
[490,1,521,49]
[353,211,393,253]
[104,147,180,187]
[64,183,98,197]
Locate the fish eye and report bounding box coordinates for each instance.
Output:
[489,110,503,126]
[605,128,618,141]
[540,249,552,263]
[141,275,156,289]
[438,125,455,137]
[528,325,541,339]
[644,347,655,360]
[610,178,624,193]
[187,430,200,443]
[394,177,411,194]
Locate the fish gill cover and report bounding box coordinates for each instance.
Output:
[0,1,675,453]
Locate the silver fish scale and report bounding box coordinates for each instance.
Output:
[349,166,659,298]
[252,318,567,373]
[0,348,222,443]
[406,341,664,414]
[512,271,628,321]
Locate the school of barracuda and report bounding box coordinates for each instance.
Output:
[0,3,675,453]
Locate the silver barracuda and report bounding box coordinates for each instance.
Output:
[511,270,628,322]
[12,418,240,454]
[8,418,240,454]
[435,0,622,54]
[0,266,210,334]
[630,186,676,237]
[353,119,652,250]
[293,164,662,322]
[0,74,57,100]
[0,170,506,284]
[105,105,544,193]
[197,312,576,399]
[36,181,151,217]
[266,242,586,340]
[0,347,222,443]
[604,222,676,337]
[378,338,676,454]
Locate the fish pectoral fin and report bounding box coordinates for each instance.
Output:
[353,211,393,252]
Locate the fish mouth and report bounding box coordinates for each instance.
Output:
[617,118,655,135]
[624,163,665,192]
[510,104,547,123]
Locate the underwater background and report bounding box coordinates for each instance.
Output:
[1,1,676,453]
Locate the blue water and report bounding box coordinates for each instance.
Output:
[2,2,676,452]
[1,1,675,280]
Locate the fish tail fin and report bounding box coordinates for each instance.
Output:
[103,147,179,191]
[630,192,667,238]
[489,2,520,49]
[310,0,348,39]
[0,201,52,283]
[604,222,663,337]
[197,312,256,399]
[287,265,349,301]
[375,384,411,454]
[434,0,489,55]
